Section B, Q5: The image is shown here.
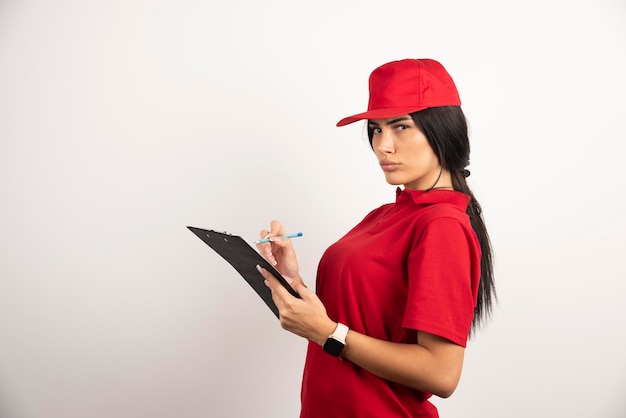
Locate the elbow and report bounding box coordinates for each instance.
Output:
[403,369,460,398]
[429,371,461,399]
[434,385,457,399]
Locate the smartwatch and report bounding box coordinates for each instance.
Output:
[322,323,349,357]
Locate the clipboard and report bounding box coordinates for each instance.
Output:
[187,226,300,318]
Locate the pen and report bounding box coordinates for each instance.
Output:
[254,232,303,244]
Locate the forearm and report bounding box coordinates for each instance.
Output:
[339,329,464,398]
[258,267,465,398]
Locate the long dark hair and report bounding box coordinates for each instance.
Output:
[367,106,496,334]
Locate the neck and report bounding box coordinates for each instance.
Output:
[427,168,452,190]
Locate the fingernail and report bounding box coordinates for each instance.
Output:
[255,265,263,273]
[285,276,293,284]
[264,279,269,287]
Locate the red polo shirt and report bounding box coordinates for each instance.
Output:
[300,188,481,418]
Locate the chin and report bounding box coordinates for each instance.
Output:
[384,176,406,187]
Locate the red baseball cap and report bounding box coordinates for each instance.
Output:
[336,58,461,127]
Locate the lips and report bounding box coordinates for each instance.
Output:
[380,161,400,171]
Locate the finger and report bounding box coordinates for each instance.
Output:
[269,220,286,237]
[255,244,276,266]
[256,264,278,288]
[261,222,290,247]
[286,279,312,299]
[256,265,293,295]
[256,229,277,265]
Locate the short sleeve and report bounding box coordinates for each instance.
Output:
[402,217,478,347]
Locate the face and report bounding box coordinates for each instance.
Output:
[369,115,451,190]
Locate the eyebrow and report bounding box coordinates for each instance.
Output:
[368,116,413,127]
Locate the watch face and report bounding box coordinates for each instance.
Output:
[323,337,344,357]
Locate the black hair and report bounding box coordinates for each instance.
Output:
[367,106,496,334]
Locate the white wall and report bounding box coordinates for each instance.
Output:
[1,1,625,417]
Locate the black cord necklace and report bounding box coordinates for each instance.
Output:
[425,167,453,191]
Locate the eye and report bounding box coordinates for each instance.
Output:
[394,124,410,131]
[370,126,382,134]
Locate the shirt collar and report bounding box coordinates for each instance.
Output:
[395,186,471,210]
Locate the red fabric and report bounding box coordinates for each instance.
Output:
[336,59,461,127]
[300,188,481,418]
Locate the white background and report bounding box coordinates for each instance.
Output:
[1,1,625,417]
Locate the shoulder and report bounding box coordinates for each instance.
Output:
[414,203,470,229]
[410,204,478,251]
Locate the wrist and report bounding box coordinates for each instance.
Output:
[321,322,350,357]
[317,321,337,346]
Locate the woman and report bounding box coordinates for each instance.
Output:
[256,58,495,418]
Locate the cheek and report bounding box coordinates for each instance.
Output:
[370,138,385,157]
[416,137,438,160]
[407,138,429,156]
[409,142,440,169]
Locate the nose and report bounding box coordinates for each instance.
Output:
[376,129,395,154]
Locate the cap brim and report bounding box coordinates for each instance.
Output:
[336,106,428,127]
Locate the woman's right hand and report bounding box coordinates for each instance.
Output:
[256,220,302,284]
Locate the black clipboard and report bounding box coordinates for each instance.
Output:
[187,226,300,318]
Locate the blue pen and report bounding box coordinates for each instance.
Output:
[254,232,303,244]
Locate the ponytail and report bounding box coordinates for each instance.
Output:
[451,171,496,333]
[411,107,496,334]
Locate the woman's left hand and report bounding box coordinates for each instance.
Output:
[256,265,336,345]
